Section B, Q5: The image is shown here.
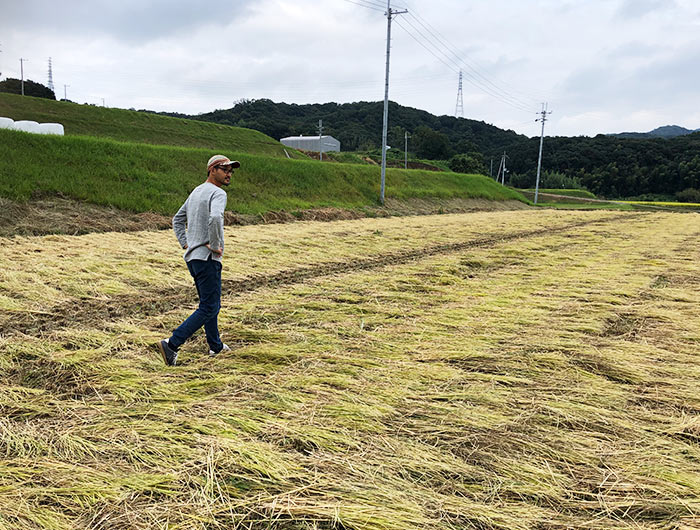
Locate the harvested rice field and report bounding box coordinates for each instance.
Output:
[1,209,699,529]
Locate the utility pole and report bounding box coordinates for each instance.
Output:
[380,0,408,205]
[404,130,410,169]
[534,102,552,205]
[102,98,106,107]
[455,71,464,118]
[317,119,323,161]
[495,151,508,185]
[19,58,28,96]
[63,84,70,101]
[490,158,493,178]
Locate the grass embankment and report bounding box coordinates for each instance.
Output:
[617,200,700,210]
[520,188,700,211]
[525,188,597,199]
[0,128,525,216]
[538,202,635,210]
[0,92,303,159]
[0,210,698,528]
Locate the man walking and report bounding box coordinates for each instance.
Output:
[157,154,240,366]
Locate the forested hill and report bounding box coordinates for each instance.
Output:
[174,99,525,157]
[505,133,700,199]
[162,99,700,199]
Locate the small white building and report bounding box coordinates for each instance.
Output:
[280,135,341,153]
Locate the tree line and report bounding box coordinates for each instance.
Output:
[3,79,696,200]
[183,99,523,159]
[0,78,56,99]
[504,134,700,200]
[176,98,699,199]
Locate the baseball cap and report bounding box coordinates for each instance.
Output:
[207,155,241,172]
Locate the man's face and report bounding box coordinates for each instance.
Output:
[212,165,233,186]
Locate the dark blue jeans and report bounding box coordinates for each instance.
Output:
[169,258,224,353]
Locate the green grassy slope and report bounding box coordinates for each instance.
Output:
[0,93,303,159]
[0,129,525,215]
[524,189,597,199]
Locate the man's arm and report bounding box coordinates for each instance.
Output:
[172,199,188,249]
[207,192,227,255]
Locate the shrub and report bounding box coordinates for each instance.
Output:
[675,188,700,203]
[448,152,486,175]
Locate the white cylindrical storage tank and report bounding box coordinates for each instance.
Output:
[39,123,65,135]
[0,117,14,130]
[14,120,41,134]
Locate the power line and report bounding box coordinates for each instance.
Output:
[386,0,542,113]
[400,2,543,107]
[393,18,459,74]
[394,15,535,113]
[340,0,384,12]
[346,0,409,10]
[404,10,537,110]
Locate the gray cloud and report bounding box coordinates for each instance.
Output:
[560,40,700,119]
[1,0,698,136]
[615,0,676,20]
[1,0,257,43]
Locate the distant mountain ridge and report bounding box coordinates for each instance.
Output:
[609,125,700,139]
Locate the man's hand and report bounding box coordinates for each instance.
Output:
[206,244,223,257]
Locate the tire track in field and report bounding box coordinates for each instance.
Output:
[5,214,641,336]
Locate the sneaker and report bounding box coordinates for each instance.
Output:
[157,339,178,366]
[209,343,231,357]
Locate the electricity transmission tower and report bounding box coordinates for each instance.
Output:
[455,71,464,118]
[534,103,552,204]
[47,57,54,93]
[380,0,408,205]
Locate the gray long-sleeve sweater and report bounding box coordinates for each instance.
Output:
[172,182,227,263]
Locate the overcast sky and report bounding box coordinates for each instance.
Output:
[2,0,699,138]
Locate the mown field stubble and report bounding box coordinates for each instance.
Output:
[1,209,698,529]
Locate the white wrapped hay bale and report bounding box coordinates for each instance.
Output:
[14,120,41,133]
[0,117,15,130]
[38,123,65,135]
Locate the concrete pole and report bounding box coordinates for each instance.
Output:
[534,103,550,205]
[380,1,407,204]
[404,131,410,169]
[20,58,27,96]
